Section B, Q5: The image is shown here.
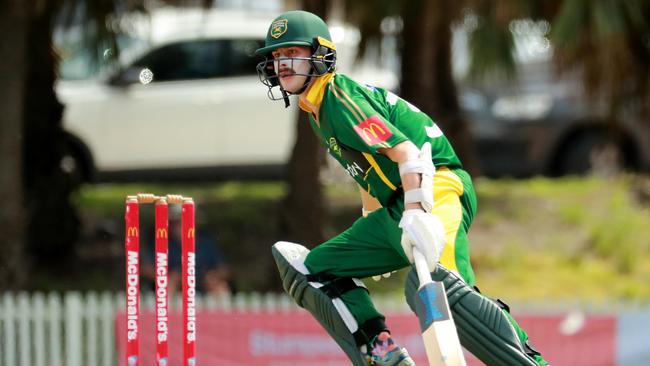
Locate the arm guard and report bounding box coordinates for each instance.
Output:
[398,142,435,212]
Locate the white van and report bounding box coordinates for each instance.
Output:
[55,8,395,183]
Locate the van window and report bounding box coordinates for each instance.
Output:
[227,39,266,77]
[132,39,265,82]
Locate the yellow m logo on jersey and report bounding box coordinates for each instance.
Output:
[353,116,393,146]
[187,228,195,239]
[361,123,386,140]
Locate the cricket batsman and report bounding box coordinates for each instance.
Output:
[258,10,549,366]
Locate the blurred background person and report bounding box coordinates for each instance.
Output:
[141,204,233,297]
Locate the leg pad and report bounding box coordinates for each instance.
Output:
[404,265,540,366]
[272,241,370,366]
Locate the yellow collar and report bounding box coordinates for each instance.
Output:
[299,73,335,113]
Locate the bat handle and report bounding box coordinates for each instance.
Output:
[413,247,433,287]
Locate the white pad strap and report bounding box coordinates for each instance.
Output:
[405,188,429,206]
[398,159,435,176]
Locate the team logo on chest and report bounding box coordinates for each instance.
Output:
[270,19,288,39]
[328,137,342,157]
[353,116,393,146]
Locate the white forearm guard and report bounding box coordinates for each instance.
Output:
[398,142,435,212]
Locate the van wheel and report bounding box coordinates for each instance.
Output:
[559,132,626,176]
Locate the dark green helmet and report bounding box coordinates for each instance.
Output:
[255,10,337,107]
[255,10,335,56]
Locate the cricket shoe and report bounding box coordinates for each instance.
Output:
[366,331,416,366]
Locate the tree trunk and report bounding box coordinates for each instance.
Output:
[23,1,80,277]
[0,0,28,289]
[281,111,327,246]
[400,0,479,174]
[280,0,330,247]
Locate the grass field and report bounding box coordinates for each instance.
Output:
[464,176,650,302]
[71,174,650,303]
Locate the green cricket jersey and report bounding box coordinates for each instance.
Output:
[301,73,462,208]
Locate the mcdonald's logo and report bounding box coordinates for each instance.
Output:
[353,116,393,146]
[156,228,168,238]
[187,228,195,238]
[127,227,139,237]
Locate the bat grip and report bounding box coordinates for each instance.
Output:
[413,247,433,287]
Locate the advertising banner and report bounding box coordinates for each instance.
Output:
[116,309,615,365]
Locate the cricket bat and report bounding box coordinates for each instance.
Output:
[412,247,467,366]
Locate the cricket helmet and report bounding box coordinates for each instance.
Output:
[255,10,337,107]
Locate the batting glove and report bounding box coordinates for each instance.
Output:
[399,209,446,272]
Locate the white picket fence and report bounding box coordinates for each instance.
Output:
[0,290,421,366]
[2,291,647,366]
[0,291,342,366]
[0,292,114,366]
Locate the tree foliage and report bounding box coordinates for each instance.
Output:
[550,0,650,114]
